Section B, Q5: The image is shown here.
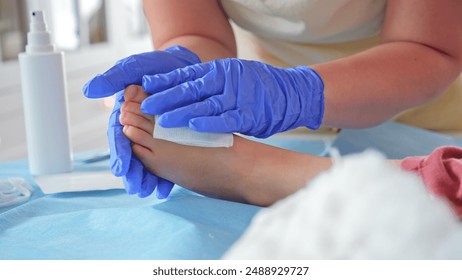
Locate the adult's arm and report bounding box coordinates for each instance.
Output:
[313,0,462,128]
[143,0,237,61]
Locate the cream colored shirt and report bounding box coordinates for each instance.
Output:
[221,0,462,132]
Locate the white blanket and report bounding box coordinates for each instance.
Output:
[224,150,462,259]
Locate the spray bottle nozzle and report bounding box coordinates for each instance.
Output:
[31,11,42,18]
[25,10,54,53]
[29,11,47,33]
[31,11,45,25]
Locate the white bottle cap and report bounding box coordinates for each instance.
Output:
[25,10,55,54]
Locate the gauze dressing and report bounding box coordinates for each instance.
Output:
[153,116,233,148]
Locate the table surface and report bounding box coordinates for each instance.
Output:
[0,133,333,260]
[1,122,461,260]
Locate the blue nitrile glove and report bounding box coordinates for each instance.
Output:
[140,58,324,138]
[108,91,173,198]
[83,46,201,198]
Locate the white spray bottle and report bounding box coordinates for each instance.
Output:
[18,10,72,175]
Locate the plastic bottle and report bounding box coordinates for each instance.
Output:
[18,10,72,175]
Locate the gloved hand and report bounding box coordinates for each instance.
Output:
[108,91,174,198]
[140,58,324,138]
[83,46,201,198]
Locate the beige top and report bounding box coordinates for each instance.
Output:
[221,0,462,132]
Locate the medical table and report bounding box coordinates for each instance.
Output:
[0,130,329,260]
[1,122,461,259]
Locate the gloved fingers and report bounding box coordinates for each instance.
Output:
[141,76,220,115]
[155,178,175,199]
[189,111,242,134]
[108,100,132,177]
[123,156,174,199]
[83,73,115,98]
[115,90,125,104]
[190,112,269,136]
[83,50,200,99]
[83,56,143,98]
[156,95,231,128]
[137,169,157,198]
[164,45,201,65]
[142,62,213,94]
[122,157,144,195]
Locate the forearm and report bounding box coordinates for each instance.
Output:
[139,135,331,206]
[315,0,462,129]
[313,41,461,128]
[143,0,237,61]
[156,35,236,62]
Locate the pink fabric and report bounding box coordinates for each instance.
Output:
[401,146,462,218]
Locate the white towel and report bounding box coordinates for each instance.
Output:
[224,150,462,259]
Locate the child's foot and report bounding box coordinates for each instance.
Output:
[119,85,159,166]
[120,85,155,135]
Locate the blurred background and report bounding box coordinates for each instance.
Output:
[0,0,153,161]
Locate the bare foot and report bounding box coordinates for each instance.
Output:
[119,85,250,202]
[118,85,327,205]
[119,85,162,170]
[120,85,154,135]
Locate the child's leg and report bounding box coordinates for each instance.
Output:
[118,85,462,213]
[119,85,332,206]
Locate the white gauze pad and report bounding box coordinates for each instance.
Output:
[153,116,233,148]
